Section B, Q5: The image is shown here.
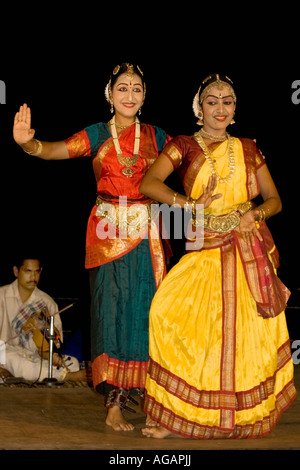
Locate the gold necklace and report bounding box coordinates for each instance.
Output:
[194,131,235,184]
[110,116,140,177]
[199,128,229,142]
[115,123,129,129]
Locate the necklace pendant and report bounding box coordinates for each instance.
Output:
[110,116,140,178]
[122,167,134,177]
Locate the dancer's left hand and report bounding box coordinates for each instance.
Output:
[235,211,263,244]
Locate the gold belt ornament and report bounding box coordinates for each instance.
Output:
[193,201,253,233]
[95,195,153,233]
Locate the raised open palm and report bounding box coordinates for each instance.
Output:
[13,103,35,145]
[197,175,222,208]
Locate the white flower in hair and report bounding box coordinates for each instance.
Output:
[192,87,201,118]
[104,83,110,103]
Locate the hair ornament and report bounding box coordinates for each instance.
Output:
[113,65,120,75]
[125,63,135,78]
[137,65,144,76]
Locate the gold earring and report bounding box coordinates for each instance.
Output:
[197,110,204,126]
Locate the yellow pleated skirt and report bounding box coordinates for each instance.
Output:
[144,248,296,439]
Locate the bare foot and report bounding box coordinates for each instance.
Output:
[142,425,172,438]
[145,415,158,427]
[106,405,134,431]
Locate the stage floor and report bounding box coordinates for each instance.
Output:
[0,366,299,453]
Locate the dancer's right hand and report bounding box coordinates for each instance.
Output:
[13,103,35,145]
[196,174,222,209]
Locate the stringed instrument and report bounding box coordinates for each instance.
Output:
[22,307,62,356]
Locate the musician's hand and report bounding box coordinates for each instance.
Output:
[52,353,63,367]
[13,103,35,145]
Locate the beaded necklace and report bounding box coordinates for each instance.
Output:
[199,128,229,142]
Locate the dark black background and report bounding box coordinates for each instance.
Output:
[1,12,299,358]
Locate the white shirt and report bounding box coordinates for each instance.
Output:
[0,279,63,349]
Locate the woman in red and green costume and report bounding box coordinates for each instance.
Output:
[13,63,171,431]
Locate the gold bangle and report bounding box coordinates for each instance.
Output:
[24,139,43,156]
[173,192,178,205]
[191,199,196,215]
[264,206,271,219]
[185,196,191,212]
[255,207,266,222]
[255,209,263,222]
[185,196,197,213]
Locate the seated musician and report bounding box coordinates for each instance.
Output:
[0,256,87,382]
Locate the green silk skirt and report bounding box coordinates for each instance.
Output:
[90,238,156,391]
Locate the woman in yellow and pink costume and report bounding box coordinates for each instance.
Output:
[140,73,296,439]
